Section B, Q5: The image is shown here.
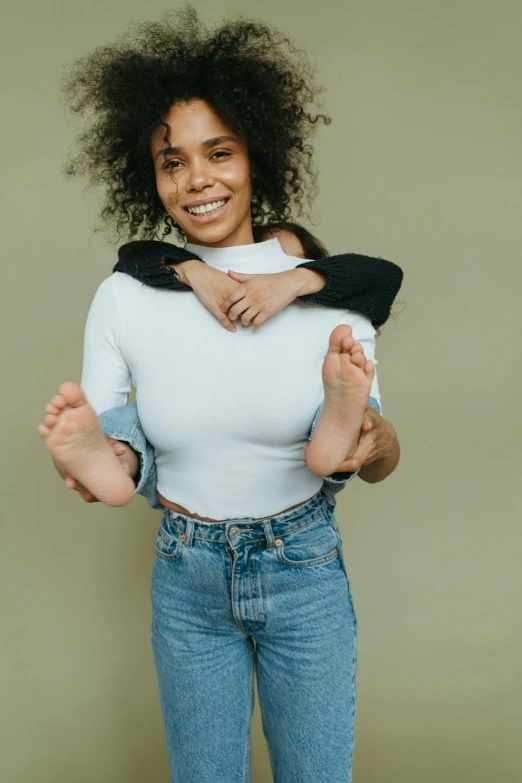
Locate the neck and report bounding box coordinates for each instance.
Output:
[183,235,286,271]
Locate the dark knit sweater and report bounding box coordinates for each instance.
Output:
[114,240,403,329]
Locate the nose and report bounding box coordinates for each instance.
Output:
[186,158,214,192]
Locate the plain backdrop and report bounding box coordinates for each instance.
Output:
[1,1,521,781]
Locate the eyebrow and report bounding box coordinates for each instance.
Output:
[155,135,238,160]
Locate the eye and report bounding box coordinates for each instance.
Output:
[163,159,182,171]
[212,151,231,160]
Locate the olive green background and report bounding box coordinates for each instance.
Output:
[2,1,521,780]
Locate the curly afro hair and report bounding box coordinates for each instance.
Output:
[62,4,331,242]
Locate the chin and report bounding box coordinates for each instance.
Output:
[183,222,235,246]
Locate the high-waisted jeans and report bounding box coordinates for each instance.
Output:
[151,488,358,783]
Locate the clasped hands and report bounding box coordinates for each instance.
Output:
[173,259,317,332]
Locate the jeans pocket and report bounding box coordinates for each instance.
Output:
[275,511,340,568]
[155,515,184,562]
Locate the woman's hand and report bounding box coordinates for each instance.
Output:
[220,269,306,329]
[52,454,100,502]
[302,407,400,482]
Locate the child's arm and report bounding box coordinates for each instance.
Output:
[295,254,403,329]
[114,241,403,328]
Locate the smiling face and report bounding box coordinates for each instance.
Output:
[150,99,254,248]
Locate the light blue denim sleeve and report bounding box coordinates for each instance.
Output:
[97,404,162,510]
[307,396,382,499]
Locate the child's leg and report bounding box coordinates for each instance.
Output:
[63,437,138,500]
[65,403,162,510]
[304,325,374,477]
[39,382,136,507]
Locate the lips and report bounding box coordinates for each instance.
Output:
[183,198,230,225]
[184,196,230,211]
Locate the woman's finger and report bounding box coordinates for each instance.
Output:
[341,436,374,472]
[78,485,98,502]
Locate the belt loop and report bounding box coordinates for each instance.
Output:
[183,519,194,548]
[322,487,337,510]
[261,519,276,550]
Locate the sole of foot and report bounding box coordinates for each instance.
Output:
[38,382,135,507]
[304,325,374,477]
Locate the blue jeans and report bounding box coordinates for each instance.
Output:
[151,487,357,782]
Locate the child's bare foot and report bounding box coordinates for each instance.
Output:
[304,325,374,477]
[38,382,136,507]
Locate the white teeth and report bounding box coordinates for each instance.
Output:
[187,199,227,215]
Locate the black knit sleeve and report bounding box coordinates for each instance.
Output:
[113,240,205,291]
[296,254,404,329]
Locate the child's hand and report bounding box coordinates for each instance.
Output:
[221,270,303,329]
[182,263,244,332]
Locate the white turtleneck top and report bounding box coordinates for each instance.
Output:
[81,237,380,519]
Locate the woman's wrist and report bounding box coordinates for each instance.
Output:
[291,267,327,297]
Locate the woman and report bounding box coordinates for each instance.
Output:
[40,9,400,782]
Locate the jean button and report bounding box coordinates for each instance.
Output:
[229,526,240,538]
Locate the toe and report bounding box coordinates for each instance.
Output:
[58,382,87,408]
[328,324,353,352]
[364,360,375,380]
[341,334,355,352]
[52,395,66,410]
[350,351,366,369]
[43,413,58,427]
[46,403,60,415]
[38,423,50,438]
